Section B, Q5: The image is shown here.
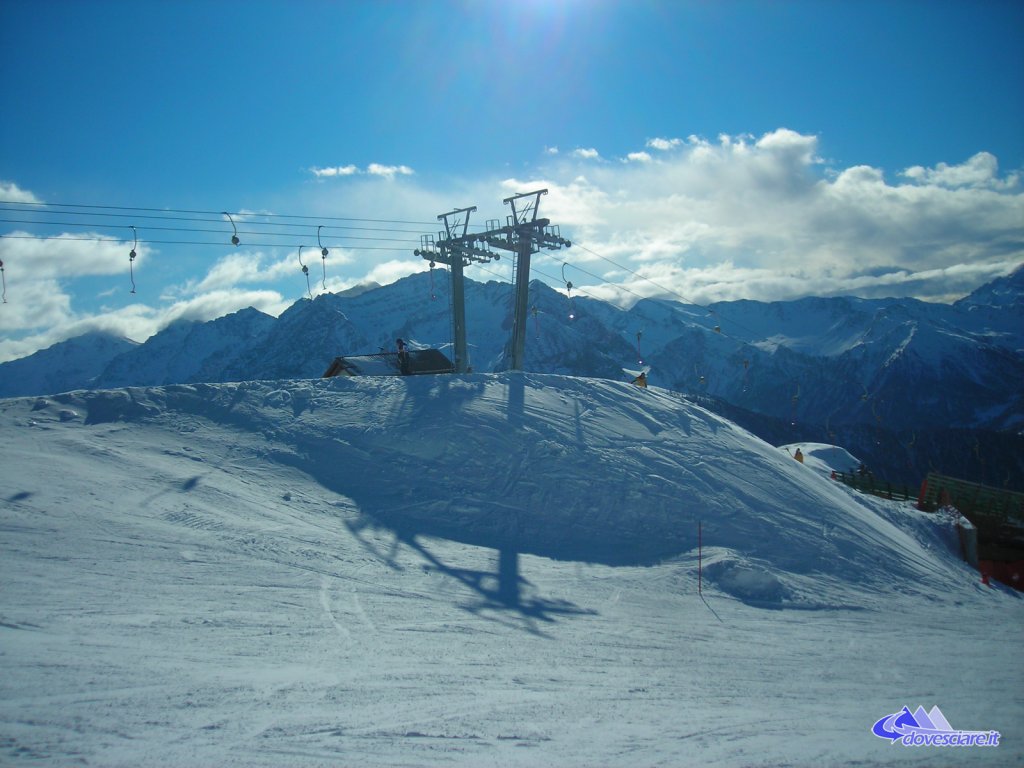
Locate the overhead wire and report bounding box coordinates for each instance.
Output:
[448,246,657,311]
[548,242,766,340]
[571,242,707,308]
[1,197,764,342]
[3,196,771,399]
[0,209,429,236]
[0,201,764,334]
[3,196,761,395]
[1,200,731,313]
[0,233,412,251]
[0,199,436,227]
[533,252,683,312]
[469,259,628,310]
[0,219,421,246]
[0,200,434,302]
[531,241,773,392]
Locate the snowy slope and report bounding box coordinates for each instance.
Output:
[1,374,1019,767]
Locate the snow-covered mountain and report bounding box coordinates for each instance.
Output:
[94,307,277,388]
[0,330,137,398]
[2,265,1021,487]
[2,373,1020,766]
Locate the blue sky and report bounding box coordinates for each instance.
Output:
[1,0,1022,361]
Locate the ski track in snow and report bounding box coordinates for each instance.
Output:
[0,373,1020,767]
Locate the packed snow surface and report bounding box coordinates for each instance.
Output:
[1,373,1019,766]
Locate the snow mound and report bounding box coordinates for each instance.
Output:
[780,442,863,478]
[704,555,790,603]
[26,373,967,607]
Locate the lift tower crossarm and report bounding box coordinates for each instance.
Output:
[438,206,476,240]
[482,218,551,252]
[504,189,546,225]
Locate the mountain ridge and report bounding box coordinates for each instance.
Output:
[2,265,1021,488]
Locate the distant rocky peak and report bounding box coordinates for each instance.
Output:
[956,264,1024,309]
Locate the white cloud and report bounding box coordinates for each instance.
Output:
[233,208,276,221]
[157,289,289,326]
[0,180,41,203]
[310,165,359,178]
[0,275,73,335]
[0,234,300,361]
[192,252,280,293]
[165,247,355,298]
[358,259,430,287]
[0,272,291,363]
[626,152,652,163]
[514,129,1023,305]
[646,137,684,151]
[499,175,609,230]
[564,259,1022,309]
[311,164,415,179]
[0,231,146,280]
[902,152,1019,190]
[367,163,415,179]
[754,127,820,162]
[573,148,601,160]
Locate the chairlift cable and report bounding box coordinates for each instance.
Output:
[559,241,765,340]
[0,218,419,244]
[0,233,410,251]
[0,199,436,227]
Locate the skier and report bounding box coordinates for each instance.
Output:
[396,338,411,375]
[632,371,648,388]
[794,448,804,463]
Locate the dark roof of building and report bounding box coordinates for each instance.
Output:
[322,348,454,378]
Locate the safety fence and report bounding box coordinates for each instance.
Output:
[830,469,1024,591]
[831,471,915,502]
[917,472,1024,592]
[916,472,1024,523]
